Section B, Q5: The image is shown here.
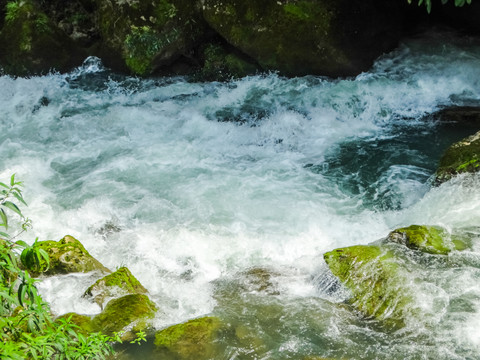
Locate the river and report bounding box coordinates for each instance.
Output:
[1,30,480,359]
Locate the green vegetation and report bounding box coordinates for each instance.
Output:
[0,175,143,359]
[409,0,472,13]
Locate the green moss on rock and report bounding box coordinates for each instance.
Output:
[154,316,223,359]
[387,225,465,255]
[34,235,110,276]
[202,0,404,77]
[323,245,411,326]
[435,131,480,184]
[197,43,258,81]
[95,0,207,75]
[91,294,157,340]
[0,0,77,75]
[84,266,148,307]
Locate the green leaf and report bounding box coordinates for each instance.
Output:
[10,174,15,187]
[3,201,22,217]
[0,209,8,229]
[38,248,50,271]
[0,231,10,238]
[12,192,27,206]
[0,182,9,189]
[18,283,26,307]
[15,240,29,248]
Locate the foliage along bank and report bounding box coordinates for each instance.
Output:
[0,0,478,79]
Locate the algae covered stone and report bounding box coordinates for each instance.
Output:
[95,0,207,75]
[154,316,223,359]
[387,225,466,255]
[202,0,404,77]
[435,130,480,184]
[0,0,78,75]
[323,245,411,326]
[34,235,110,276]
[84,267,148,308]
[91,294,157,340]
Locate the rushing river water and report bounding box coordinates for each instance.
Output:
[2,30,480,359]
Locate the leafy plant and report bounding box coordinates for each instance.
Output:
[0,175,130,359]
[409,0,472,13]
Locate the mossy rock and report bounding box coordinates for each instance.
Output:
[94,0,207,75]
[154,316,223,359]
[34,235,110,276]
[195,43,258,81]
[323,245,411,327]
[91,294,157,341]
[387,225,467,255]
[84,267,148,308]
[202,0,405,77]
[0,0,79,75]
[435,131,480,184]
[55,312,95,334]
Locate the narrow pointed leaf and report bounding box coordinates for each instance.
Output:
[3,201,22,217]
[12,192,27,206]
[0,209,7,229]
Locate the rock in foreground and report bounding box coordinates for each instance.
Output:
[34,235,110,276]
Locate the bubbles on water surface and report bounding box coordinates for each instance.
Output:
[1,30,480,359]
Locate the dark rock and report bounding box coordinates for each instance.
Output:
[94,0,208,75]
[0,0,81,75]
[202,0,406,77]
[435,130,480,184]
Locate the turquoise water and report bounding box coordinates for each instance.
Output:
[1,30,480,359]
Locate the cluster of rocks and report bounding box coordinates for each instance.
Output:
[322,107,480,329]
[26,108,480,358]
[1,0,480,79]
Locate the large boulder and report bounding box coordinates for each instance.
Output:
[0,0,80,75]
[56,294,157,341]
[84,266,148,308]
[33,235,110,276]
[201,0,405,77]
[154,316,223,359]
[91,294,157,341]
[94,0,207,75]
[323,245,411,327]
[435,130,480,184]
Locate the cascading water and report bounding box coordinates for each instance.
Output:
[1,30,480,359]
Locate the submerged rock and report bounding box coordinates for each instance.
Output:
[323,245,411,326]
[33,235,110,276]
[387,225,467,255]
[435,130,480,184]
[154,316,223,359]
[84,267,148,308]
[202,0,405,77]
[91,294,157,341]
